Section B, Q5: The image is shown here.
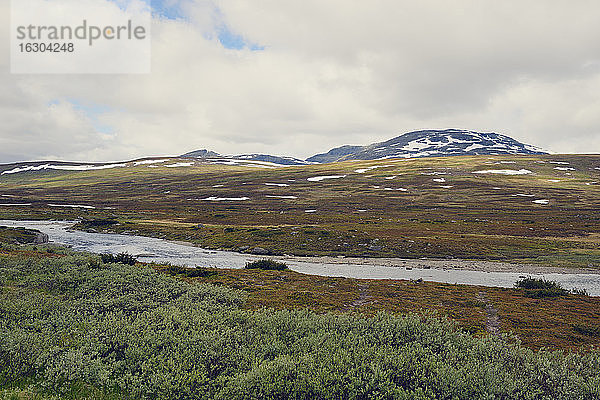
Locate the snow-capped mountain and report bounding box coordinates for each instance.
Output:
[0,130,548,174]
[309,129,547,162]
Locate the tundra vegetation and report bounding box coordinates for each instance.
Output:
[245,259,288,271]
[1,154,600,398]
[1,154,599,268]
[1,243,599,399]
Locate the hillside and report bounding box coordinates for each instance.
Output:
[1,153,599,268]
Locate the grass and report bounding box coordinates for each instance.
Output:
[1,154,600,268]
[154,262,600,351]
[0,226,43,245]
[1,248,599,399]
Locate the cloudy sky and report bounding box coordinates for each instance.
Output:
[1,0,600,163]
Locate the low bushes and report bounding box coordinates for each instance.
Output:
[515,277,589,298]
[164,264,217,278]
[515,277,563,298]
[0,252,599,399]
[100,252,137,266]
[245,259,288,271]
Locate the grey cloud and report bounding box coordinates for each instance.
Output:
[1,0,600,162]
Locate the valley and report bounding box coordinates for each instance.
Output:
[1,153,599,269]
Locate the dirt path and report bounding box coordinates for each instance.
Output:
[341,283,372,311]
[477,291,500,336]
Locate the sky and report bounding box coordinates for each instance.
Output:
[1,0,600,163]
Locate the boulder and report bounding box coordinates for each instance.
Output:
[251,247,271,255]
[33,232,49,244]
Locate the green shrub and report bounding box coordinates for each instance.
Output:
[164,264,217,278]
[245,259,288,271]
[0,252,599,400]
[100,252,137,266]
[515,277,562,290]
[524,288,567,298]
[82,219,118,228]
[515,277,569,297]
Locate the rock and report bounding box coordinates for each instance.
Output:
[33,232,49,244]
[251,247,271,255]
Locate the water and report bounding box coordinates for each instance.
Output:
[2,220,600,296]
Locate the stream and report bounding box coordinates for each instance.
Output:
[2,220,599,296]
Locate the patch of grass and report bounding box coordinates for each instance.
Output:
[80,218,119,228]
[163,264,217,278]
[574,324,600,337]
[245,259,288,271]
[0,226,43,245]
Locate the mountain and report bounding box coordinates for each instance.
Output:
[309,129,547,162]
[306,145,363,163]
[181,149,220,158]
[181,150,309,166]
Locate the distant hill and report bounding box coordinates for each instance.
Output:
[180,149,220,158]
[181,150,309,166]
[308,129,547,162]
[306,145,363,163]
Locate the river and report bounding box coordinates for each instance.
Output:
[2,220,599,296]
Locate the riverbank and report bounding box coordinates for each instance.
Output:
[273,254,600,275]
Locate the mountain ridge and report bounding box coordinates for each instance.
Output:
[0,130,548,169]
[184,129,548,165]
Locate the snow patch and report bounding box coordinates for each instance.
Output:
[202,197,250,201]
[464,143,486,152]
[134,159,169,166]
[165,162,194,168]
[554,167,575,171]
[1,163,126,175]
[354,165,393,174]
[265,183,290,187]
[533,199,549,205]
[307,175,346,182]
[266,195,298,199]
[473,169,532,175]
[48,204,95,209]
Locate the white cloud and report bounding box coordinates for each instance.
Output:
[1,0,600,162]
